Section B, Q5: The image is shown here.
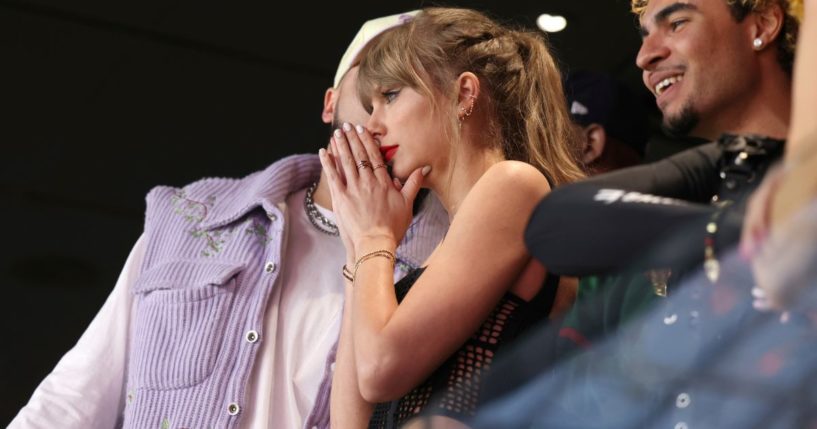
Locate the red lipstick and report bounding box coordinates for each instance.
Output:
[379,145,399,162]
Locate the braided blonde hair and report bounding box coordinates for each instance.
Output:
[357,7,585,186]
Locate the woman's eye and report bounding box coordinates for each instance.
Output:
[382,90,400,103]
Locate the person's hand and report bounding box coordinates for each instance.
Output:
[751,286,790,323]
[319,122,429,256]
[322,137,357,265]
[740,163,787,260]
[741,163,793,312]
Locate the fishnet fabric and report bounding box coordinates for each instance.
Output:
[368,268,543,428]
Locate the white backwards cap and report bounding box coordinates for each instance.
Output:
[333,10,419,88]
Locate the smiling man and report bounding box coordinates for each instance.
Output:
[525,0,800,277]
[474,2,803,426]
[636,0,794,141]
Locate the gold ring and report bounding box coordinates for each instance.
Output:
[356,160,373,170]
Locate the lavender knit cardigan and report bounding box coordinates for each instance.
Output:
[121,155,448,429]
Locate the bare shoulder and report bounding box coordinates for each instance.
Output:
[469,160,551,203]
[454,161,551,228]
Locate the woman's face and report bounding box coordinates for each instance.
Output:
[365,85,450,181]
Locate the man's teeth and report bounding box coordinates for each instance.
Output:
[655,75,684,95]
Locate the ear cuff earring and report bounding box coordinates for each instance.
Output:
[458,95,477,126]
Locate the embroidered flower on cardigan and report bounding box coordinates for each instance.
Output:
[191,226,236,257]
[171,190,235,257]
[245,220,272,246]
[395,258,415,275]
[170,190,216,223]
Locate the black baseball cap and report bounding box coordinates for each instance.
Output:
[564,70,649,155]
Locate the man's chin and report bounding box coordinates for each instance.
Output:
[661,105,699,138]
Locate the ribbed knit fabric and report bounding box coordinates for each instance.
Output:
[122,154,448,429]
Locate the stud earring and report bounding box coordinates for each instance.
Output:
[753,38,763,50]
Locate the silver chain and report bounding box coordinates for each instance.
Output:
[304,182,339,236]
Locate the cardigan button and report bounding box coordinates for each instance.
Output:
[265,262,277,273]
[227,402,240,416]
[246,330,259,343]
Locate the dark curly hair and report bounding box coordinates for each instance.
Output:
[631,0,802,74]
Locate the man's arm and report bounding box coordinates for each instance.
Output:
[522,142,725,276]
[582,142,721,202]
[9,235,146,429]
[525,184,720,276]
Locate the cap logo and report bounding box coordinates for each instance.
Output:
[571,101,589,116]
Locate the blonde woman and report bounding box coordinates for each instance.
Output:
[319,7,584,428]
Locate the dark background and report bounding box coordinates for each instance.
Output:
[1,0,664,423]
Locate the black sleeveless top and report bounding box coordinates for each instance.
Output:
[367,267,559,428]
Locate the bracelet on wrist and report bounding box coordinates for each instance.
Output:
[353,250,396,280]
[342,265,354,282]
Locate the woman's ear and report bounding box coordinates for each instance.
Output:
[456,72,481,109]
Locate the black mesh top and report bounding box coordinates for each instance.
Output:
[367,267,559,428]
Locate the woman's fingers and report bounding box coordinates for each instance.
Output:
[342,123,375,182]
[333,127,360,183]
[319,148,344,195]
[328,138,350,187]
[400,166,430,204]
[354,124,391,184]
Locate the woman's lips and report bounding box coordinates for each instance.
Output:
[380,145,399,162]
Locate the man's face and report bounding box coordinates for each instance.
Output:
[332,67,371,129]
[636,0,759,138]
